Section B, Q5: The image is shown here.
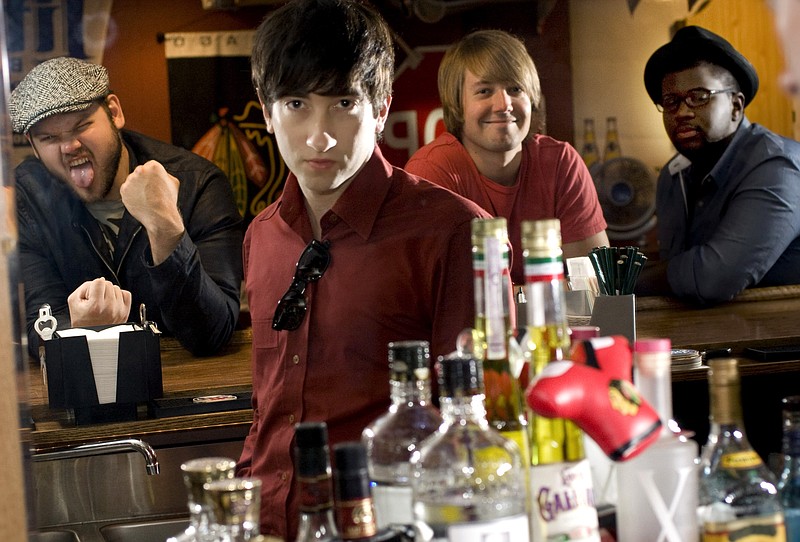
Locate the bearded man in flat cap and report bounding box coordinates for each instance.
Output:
[635,26,800,304]
[10,57,243,357]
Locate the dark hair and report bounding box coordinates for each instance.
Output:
[251,0,394,115]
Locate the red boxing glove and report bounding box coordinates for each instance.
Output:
[526,346,661,462]
[571,335,634,382]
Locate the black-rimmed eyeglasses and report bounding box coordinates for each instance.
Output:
[272,239,331,331]
[656,88,736,113]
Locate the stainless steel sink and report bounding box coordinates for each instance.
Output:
[30,530,81,542]
[99,518,189,542]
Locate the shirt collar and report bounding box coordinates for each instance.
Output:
[277,145,393,240]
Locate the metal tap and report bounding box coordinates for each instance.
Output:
[32,438,160,475]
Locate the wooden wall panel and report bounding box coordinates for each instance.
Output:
[689,0,794,138]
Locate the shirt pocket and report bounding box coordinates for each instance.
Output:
[251,319,278,349]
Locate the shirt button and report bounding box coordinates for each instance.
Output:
[329,214,339,223]
[280,472,287,481]
[292,354,300,365]
[289,414,295,424]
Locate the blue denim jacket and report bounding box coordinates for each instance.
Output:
[656,118,800,304]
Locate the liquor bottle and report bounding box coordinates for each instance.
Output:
[295,422,338,542]
[602,116,621,162]
[698,358,786,541]
[331,442,410,541]
[410,353,530,541]
[168,456,238,542]
[615,338,698,542]
[470,217,531,467]
[362,340,443,530]
[778,395,800,541]
[580,118,600,171]
[522,218,600,542]
[203,477,263,541]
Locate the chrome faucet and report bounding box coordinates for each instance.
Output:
[32,438,160,475]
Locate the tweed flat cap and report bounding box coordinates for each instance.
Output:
[9,57,110,134]
[644,25,759,107]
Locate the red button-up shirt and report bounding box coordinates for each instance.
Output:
[237,147,489,539]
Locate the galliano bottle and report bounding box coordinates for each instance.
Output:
[470,217,531,466]
[362,340,443,530]
[295,422,338,542]
[411,353,529,542]
[615,338,698,542]
[522,218,600,542]
[698,358,786,541]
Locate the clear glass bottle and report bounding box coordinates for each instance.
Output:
[580,118,600,171]
[362,340,443,531]
[778,395,800,541]
[470,217,531,467]
[698,358,786,541]
[296,422,338,542]
[410,353,529,542]
[204,477,262,542]
[602,116,621,162]
[330,442,410,542]
[615,338,698,542]
[522,218,600,542]
[168,456,238,542]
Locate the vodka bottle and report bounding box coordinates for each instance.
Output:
[168,457,238,542]
[698,358,786,541]
[602,116,621,162]
[522,218,600,542]
[330,442,410,541]
[580,118,600,171]
[362,340,443,530]
[615,338,699,542]
[295,422,338,542]
[470,217,531,467]
[411,353,529,542]
[778,395,800,541]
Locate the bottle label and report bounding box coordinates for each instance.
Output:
[703,513,785,541]
[372,483,413,528]
[530,459,600,541]
[444,514,529,542]
[525,257,564,283]
[720,450,763,470]
[335,497,378,540]
[298,474,334,511]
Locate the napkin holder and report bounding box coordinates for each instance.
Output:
[37,305,163,425]
[589,294,636,345]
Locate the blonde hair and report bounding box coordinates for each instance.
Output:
[438,29,541,139]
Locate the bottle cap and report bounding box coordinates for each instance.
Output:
[294,422,330,477]
[521,219,562,255]
[388,340,431,381]
[634,338,671,352]
[333,442,370,501]
[437,354,483,398]
[471,217,509,245]
[707,358,739,386]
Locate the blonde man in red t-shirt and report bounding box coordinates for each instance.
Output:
[406,29,608,284]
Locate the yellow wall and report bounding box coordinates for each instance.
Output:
[688,0,793,138]
[570,0,794,173]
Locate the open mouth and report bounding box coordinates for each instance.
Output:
[68,156,94,188]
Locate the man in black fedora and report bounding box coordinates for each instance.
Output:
[635,25,800,304]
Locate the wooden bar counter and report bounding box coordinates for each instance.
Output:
[22,285,800,461]
[25,327,255,451]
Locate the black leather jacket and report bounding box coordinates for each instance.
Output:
[16,130,244,357]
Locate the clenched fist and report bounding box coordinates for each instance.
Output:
[68,278,132,327]
[120,160,185,264]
